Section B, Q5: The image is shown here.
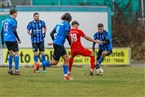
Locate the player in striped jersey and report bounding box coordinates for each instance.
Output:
[27,12,47,73]
[92,23,112,75]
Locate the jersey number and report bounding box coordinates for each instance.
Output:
[70,33,77,42]
[54,26,60,38]
[4,22,9,32]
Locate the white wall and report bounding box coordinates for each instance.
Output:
[17,11,108,48]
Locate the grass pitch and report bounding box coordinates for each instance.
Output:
[0,66,144,97]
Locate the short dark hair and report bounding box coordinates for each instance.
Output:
[33,12,39,16]
[98,23,104,28]
[61,13,72,22]
[71,21,79,26]
[10,9,17,15]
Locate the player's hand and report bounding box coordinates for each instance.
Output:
[27,31,31,35]
[96,40,103,44]
[2,44,4,48]
[18,41,21,44]
[92,49,95,53]
[43,32,46,38]
[48,43,53,46]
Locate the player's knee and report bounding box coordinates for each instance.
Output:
[40,51,45,55]
[91,52,95,56]
[102,52,107,58]
[51,60,58,65]
[14,51,19,56]
[64,57,69,63]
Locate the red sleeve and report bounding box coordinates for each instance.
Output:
[79,30,85,37]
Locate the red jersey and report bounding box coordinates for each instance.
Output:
[70,28,86,50]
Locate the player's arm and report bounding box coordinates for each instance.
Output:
[13,26,21,43]
[42,21,47,38]
[50,29,56,41]
[1,28,4,48]
[66,30,71,45]
[27,22,32,36]
[43,26,47,38]
[92,33,102,51]
[84,35,102,44]
[103,33,111,44]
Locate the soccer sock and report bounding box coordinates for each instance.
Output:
[90,56,95,71]
[14,56,19,71]
[41,55,46,70]
[95,57,104,69]
[42,61,50,67]
[41,55,45,61]
[8,55,13,70]
[63,65,68,76]
[98,57,104,64]
[34,55,39,70]
[34,55,38,62]
[68,57,74,72]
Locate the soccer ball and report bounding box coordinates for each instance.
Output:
[96,68,104,75]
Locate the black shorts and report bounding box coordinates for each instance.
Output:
[5,41,19,52]
[53,43,67,61]
[96,50,112,60]
[32,42,45,52]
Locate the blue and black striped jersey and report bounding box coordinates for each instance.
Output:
[27,20,46,43]
[93,30,112,50]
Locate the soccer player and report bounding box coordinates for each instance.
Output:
[92,23,112,75]
[68,21,103,76]
[34,13,73,80]
[1,9,21,75]
[27,12,47,73]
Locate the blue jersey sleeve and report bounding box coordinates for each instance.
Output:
[64,22,69,31]
[12,20,17,27]
[27,22,32,30]
[93,33,98,40]
[107,33,112,41]
[41,21,46,28]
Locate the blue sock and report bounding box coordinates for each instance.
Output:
[63,65,68,75]
[42,61,50,67]
[34,55,38,62]
[98,57,104,64]
[9,55,13,70]
[41,55,45,62]
[14,56,19,71]
[95,57,104,69]
[95,64,100,69]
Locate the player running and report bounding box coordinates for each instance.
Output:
[68,21,103,76]
[1,9,21,75]
[92,23,112,75]
[27,12,47,73]
[34,13,73,80]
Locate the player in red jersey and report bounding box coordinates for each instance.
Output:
[68,21,103,76]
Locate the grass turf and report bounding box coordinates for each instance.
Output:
[0,66,144,97]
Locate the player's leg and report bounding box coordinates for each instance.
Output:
[68,56,74,75]
[90,52,95,76]
[62,54,73,80]
[13,41,20,75]
[39,42,46,72]
[32,43,39,72]
[5,42,14,75]
[68,50,77,75]
[62,54,69,76]
[34,43,60,73]
[78,48,95,75]
[96,50,111,68]
[95,50,103,69]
